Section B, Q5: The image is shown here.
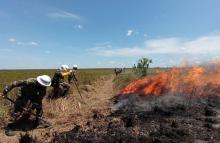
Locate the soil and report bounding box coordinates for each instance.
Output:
[1,76,220,143]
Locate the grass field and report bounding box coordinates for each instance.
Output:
[0,68,165,127]
[0,68,167,91]
[0,68,114,93]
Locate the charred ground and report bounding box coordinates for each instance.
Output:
[51,65,220,143]
[51,94,220,143]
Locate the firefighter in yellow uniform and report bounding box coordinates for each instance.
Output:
[51,65,72,98]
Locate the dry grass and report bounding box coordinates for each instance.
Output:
[0,69,113,127]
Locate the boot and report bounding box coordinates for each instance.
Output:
[62,89,69,97]
[5,127,15,136]
[36,118,51,128]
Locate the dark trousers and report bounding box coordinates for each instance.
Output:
[12,95,42,121]
[52,82,70,98]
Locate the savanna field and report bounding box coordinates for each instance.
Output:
[0,69,114,91]
[0,67,220,143]
[0,68,157,128]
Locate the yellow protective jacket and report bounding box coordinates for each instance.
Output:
[51,70,72,86]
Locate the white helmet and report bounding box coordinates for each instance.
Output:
[60,64,70,71]
[37,75,51,87]
[73,65,78,70]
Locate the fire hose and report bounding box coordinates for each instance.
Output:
[0,93,48,123]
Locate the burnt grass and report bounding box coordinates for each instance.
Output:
[51,94,220,143]
[19,133,38,143]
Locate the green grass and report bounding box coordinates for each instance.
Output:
[0,69,114,92]
[113,72,138,90]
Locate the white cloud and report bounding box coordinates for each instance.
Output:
[90,34,220,57]
[8,38,39,47]
[90,42,112,51]
[74,24,84,29]
[94,41,111,46]
[28,41,39,46]
[48,9,85,22]
[126,30,133,36]
[8,38,16,43]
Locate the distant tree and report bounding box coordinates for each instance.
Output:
[136,57,152,76]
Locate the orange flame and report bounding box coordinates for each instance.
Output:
[121,65,220,97]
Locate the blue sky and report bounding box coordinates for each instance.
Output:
[0,0,220,69]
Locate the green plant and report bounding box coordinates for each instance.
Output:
[135,57,152,76]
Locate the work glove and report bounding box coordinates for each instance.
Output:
[3,86,9,96]
[32,103,41,109]
[11,112,21,120]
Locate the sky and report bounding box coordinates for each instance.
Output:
[0,0,220,69]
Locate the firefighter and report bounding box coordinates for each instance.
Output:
[68,65,78,84]
[2,75,51,136]
[51,65,72,98]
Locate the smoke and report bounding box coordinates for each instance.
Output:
[112,94,187,112]
[112,93,220,117]
[112,62,220,117]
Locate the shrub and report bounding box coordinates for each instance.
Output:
[134,57,152,76]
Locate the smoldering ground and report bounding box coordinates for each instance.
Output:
[51,93,220,143]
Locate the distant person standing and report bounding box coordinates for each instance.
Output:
[123,67,126,73]
[51,65,71,98]
[114,68,123,76]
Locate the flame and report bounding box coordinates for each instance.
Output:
[121,65,220,97]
